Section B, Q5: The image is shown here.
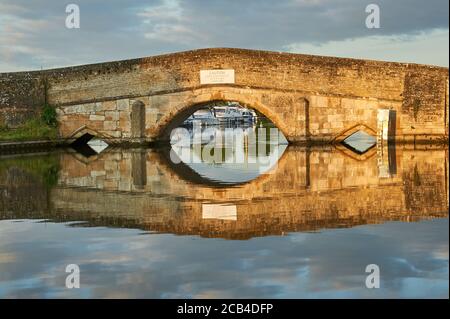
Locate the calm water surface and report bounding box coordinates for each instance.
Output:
[0,129,448,298]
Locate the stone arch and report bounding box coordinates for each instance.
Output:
[155,91,295,142]
[131,100,146,138]
[331,123,377,143]
[68,125,115,142]
[334,143,377,161]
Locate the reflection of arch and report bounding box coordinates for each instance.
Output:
[68,126,114,156]
[157,98,290,142]
[334,143,377,161]
[64,145,118,165]
[332,124,377,143]
[160,147,236,187]
[158,145,289,188]
[331,123,377,161]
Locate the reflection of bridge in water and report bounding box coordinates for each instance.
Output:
[0,145,448,239]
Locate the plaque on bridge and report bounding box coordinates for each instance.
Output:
[200,69,235,84]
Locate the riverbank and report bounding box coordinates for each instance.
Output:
[0,139,67,154]
[0,103,59,150]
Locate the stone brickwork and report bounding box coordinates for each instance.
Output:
[1,145,447,239]
[0,74,46,127]
[9,146,445,239]
[56,147,447,209]
[56,99,131,139]
[0,48,448,143]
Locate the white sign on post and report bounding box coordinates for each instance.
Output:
[377,109,390,141]
[200,69,235,84]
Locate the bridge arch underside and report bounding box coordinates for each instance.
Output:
[157,99,267,142]
[57,86,400,145]
[150,87,306,143]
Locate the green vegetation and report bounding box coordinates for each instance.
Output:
[0,154,60,188]
[41,103,58,126]
[0,118,58,141]
[0,104,58,141]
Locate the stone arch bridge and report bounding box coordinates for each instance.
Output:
[0,48,448,144]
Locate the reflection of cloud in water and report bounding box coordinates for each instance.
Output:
[0,143,448,298]
[172,144,287,184]
[170,126,288,184]
[0,219,447,298]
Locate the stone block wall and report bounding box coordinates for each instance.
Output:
[0,74,46,127]
[55,86,402,144]
[57,99,131,139]
[48,146,448,238]
[1,48,448,142]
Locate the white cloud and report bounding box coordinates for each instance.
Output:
[284,28,449,66]
[0,13,52,71]
[138,0,184,22]
[0,0,448,71]
[138,0,205,44]
[144,24,203,44]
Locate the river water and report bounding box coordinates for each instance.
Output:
[0,122,448,298]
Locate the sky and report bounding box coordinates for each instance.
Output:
[0,0,448,72]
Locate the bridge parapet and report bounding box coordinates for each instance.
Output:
[0,48,448,143]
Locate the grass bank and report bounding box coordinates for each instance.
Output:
[0,153,60,188]
[0,104,58,142]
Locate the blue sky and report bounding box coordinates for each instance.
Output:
[0,0,448,72]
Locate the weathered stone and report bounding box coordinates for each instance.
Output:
[102,100,117,111]
[119,112,131,132]
[103,120,117,130]
[108,130,122,138]
[89,114,105,121]
[1,48,446,142]
[105,111,119,121]
[104,161,118,171]
[131,101,145,138]
[117,99,129,111]
[90,170,106,177]
[78,103,95,113]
